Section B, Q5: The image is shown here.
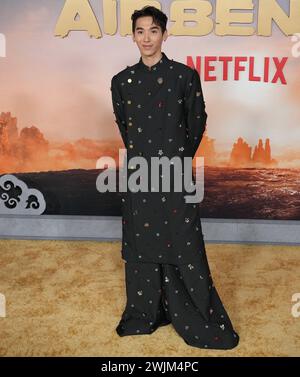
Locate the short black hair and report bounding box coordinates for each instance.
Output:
[131,6,168,34]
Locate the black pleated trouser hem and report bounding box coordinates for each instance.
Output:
[116,261,239,350]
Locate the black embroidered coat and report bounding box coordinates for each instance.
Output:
[111,51,208,265]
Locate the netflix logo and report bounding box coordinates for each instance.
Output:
[186,56,288,84]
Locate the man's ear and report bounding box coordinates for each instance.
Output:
[163,29,168,41]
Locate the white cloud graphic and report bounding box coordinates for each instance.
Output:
[0,174,46,214]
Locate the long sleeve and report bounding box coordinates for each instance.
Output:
[111,75,127,149]
[184,68,207,158]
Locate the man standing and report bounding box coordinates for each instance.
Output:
[110,6,239,350]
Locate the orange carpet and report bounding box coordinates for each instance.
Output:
[0,239,299,356]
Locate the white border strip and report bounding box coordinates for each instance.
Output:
[0,215,300,244]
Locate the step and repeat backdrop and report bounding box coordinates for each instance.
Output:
[0,0,299,237]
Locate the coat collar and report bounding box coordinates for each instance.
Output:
[137,51,169,72]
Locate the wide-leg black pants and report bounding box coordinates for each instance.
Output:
[116,259,239,350]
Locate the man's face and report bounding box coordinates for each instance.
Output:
[133,16,167,57]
